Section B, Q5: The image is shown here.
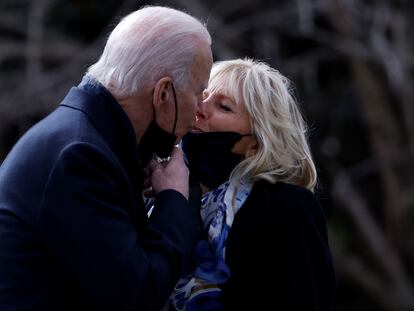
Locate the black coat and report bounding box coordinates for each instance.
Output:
[222,180,336,310]
[0,77,199,311]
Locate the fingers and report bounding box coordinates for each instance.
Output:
[149,147,185,172]
[166,147,187,171]
[170,146,182,157]
[146,147,189,199]
[149,158,160,171]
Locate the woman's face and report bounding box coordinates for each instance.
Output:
[194,89,257,156]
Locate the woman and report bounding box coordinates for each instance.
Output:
[170,58,336,310]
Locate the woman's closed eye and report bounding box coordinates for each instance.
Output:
[219,103,233,112]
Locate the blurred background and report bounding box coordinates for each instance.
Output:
[1,0,413,309]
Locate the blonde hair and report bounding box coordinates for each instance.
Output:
[208,58,317,191]
[88,6,211,97]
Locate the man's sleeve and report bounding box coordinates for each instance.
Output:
[38,142,199,310]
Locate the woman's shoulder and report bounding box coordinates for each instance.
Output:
[241,180,325,226]
[250,179,318,206]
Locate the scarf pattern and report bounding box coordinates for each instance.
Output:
[169,178,252,310]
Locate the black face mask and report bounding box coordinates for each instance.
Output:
[137,84,179,168]
[181,131,246,190]
[138,120,177,167]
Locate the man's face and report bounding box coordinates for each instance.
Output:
[156,43,213,142]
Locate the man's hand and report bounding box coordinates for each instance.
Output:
[149,147,189,199]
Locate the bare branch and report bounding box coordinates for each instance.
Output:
[332,171,414,308]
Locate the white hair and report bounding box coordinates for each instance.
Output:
[208,58,317,191]
[88,6,211,96]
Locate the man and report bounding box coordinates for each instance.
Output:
[0,6,212,311]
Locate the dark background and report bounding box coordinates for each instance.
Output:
[1,0,414,309]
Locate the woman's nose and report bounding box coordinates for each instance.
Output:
[196,99,209,120]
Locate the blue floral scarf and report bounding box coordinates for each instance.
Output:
[169,178,253,310]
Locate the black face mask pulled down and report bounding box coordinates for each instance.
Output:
[138,120,177,168]
[181,131,245,190]
[138,84,179,168]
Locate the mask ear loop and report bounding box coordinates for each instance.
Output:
[171,83,178,136]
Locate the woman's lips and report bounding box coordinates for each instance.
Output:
[191,127,205,133]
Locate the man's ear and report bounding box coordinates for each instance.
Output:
[153,77,173,111]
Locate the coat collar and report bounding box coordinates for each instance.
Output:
[59,75,141,179]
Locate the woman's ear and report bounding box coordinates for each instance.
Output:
[245,139,259,158]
